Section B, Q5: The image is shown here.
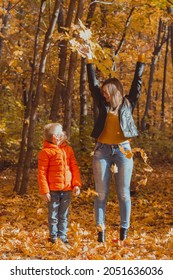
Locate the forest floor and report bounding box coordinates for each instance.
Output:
[0,163,173,260]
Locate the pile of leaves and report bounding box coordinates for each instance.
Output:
[0,164,173,260]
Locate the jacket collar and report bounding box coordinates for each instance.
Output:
[43,140,67,149]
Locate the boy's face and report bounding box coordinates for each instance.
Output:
[52,130,66,146]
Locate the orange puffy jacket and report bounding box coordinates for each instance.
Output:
[38,141,82,194]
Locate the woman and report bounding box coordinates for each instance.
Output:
[83,46,146,242]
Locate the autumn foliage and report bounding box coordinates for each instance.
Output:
[0,164,173,260]
[0,0,173,260]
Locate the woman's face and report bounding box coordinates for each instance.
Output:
[102,86,111,102]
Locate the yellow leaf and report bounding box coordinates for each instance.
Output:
[119,145,133,158]
[16,67,23,74]
[110,164,118,173]
[125,150,133,159]
[119,145,126,154]
[13,50,23,56]
[132,147,148,163]
[137,177,147,186]
[85,188,98,197]
[9,60,18,67]
[37,208,44,215]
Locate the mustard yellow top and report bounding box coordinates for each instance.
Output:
[97,112,128,144]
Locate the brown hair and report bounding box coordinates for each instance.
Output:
[101,78,124,112]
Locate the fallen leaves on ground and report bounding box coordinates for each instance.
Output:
[0,164,173,260]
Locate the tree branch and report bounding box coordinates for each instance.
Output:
[115,7,135,56]
[9,0,22,11]
[90,0,114,5]
[167,0,173,5]
[86,0,97,26]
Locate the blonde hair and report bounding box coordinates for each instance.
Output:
[101,78,124,113]
[44,123,63,142]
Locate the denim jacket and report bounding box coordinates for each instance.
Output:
[86,62,145,139]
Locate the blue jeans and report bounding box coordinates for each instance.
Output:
[48,191,71,241]
[93,141,133,229]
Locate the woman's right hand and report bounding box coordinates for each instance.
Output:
[78,44,93,60]
[139,43,154,54]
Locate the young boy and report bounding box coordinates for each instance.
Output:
[38,123,82,244]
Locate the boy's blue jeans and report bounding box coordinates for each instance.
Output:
[48,190,71,241]
[93,141,133,230]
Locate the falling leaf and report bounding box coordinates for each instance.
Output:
[119,145,133,158]
[37,208,44,215]
[84,188,98,197]
[110,164,118,173]
[137,177,148,186]
[132,147,148,163]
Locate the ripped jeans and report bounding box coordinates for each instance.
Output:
[93,141,133,229]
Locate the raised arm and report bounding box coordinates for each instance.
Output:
[128,42,153,109]
[79,45,101,100]
[128,59,145,109]
[128,44,150,109]
[86,63,101,98]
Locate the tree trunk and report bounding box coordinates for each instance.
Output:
[136,101,140,130]
[170,23,173,129]
[161,27,169,129]
[64,0,84,138]
[0,2,12,96]
[153,89,159,127]
[141,19,167,131]
[50,0,77,122]
[79,58,87,150]
[18,0,61,195]
[14,0,46,193]
[171,23,173,66]
[0,1,22,56]
[79,0,97,149]
[0,2,12,58]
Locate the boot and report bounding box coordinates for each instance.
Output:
[98,230,106,242]
[120,228,128,240]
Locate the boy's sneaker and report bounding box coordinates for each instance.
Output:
[48,237,57,244]
[60,238,69,244]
